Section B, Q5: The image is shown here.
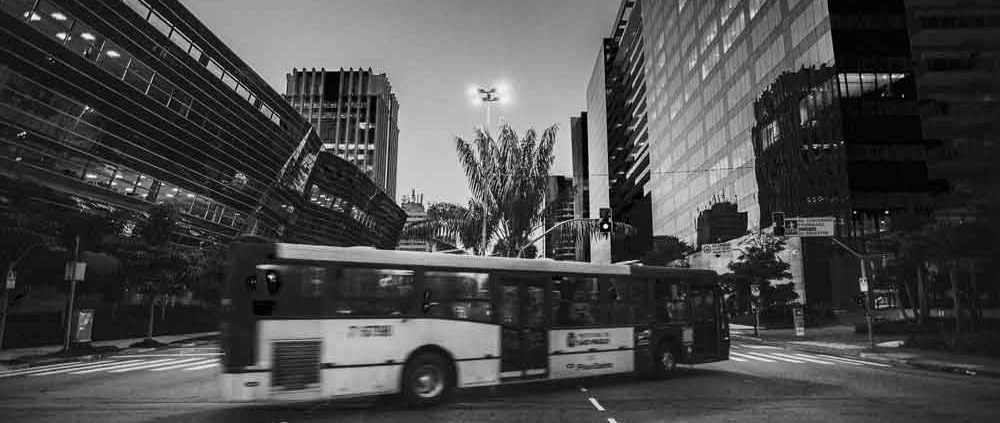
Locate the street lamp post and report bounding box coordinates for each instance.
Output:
[469,85,506,256]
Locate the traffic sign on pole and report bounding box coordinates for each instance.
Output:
[793,306,805,337]
[784,217,836,237]
[750,283,760,297]
[859,277,869,293]
[64,262,86,282]
[4,271,14,290]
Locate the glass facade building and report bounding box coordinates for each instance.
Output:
[0,0,405,248]
[285,68,400,201]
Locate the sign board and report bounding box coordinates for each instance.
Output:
[793,306,805,337]
[858,277,869,293]
[784,217,836,237]
[5,270,14,290]
[74,309,95,343]
[701,243,732,255]
[549,327,634,354]
[64,262,86,282]
[750,284,760,297]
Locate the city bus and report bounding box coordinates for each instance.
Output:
[220,239,729,405]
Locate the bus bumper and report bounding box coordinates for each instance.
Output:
[220,372,270,401]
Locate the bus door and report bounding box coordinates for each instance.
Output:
[689,283,721,358]
[497,275,549,380]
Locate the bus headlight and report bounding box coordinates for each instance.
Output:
[265,270,281,294]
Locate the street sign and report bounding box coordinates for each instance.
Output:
[793,306,805,337]
[74,309,94,343]
[784,216,836,237]
[858,277,869,293]
[750,284,760,297]
[5,270,14,290]
[64,261,86,282]
[701,243,732,255]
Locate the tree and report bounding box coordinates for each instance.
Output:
[722,231,795,315]
[448,123,634,257]
[640,236,694,266]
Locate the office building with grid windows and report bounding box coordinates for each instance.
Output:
[284,68,400,200]
[0,0,405,248]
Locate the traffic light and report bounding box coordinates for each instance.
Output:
[599,208,612,233]
[772,212,785,236]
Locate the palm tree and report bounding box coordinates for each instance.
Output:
[405,123,635,258]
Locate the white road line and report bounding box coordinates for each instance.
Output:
[743,352,806,363]
[728,355,748,362]
[580,387,588,392]
[150,358,218,372]
[814,354,891,367]
[770,352,834,364]
[743,345,782,349]
[731,352,776,363]
[31,360,144,376]
[182,362,219,371]
[71,358,177,374]
[0,361,101,378]
[589,397,605,411]
[608,419,619,423]
[108,358,201,373]
[111,353,222,358]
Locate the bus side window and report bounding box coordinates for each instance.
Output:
[333,268,415,316]
[423,271,492,322]
[654,280,688,323]
[552,276,605,326]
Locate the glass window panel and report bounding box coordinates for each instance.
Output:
[1,0,37,20]
[424,271,491,321]
[30,0,75,44]
[332,268,415,316]
[84,162,116,187]
[168,89,191,116]
[147,12,172,36]
[168,29,191,53]
[147,74,173,105]
[234,84,250,100]
[187,45,202,62]
[121,0,150,18]
[189,196,209,219]
[206,60,225,79]
[64,21,103,60]
[96,41,130,79]
[220,73,238,91]
[123,59,154,93]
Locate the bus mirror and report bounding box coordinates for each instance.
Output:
[265,270,281,294]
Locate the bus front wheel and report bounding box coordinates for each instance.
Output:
[402,352,453,406]
[653,342,678,379]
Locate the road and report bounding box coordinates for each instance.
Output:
[0,339,997,423]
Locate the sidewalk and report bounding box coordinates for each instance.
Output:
[731,324,1000,378]
[0,331,219,371]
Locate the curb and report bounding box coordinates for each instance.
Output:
[733,333,1000,379]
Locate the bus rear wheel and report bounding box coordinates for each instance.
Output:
[402,352,453,407]
[653,342,678,379]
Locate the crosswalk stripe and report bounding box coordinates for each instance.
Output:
[728,355,748,362]
[0,360,109,378]
[770,352,834,364]
[31,360,145,376]
[149,358,218,372]
[108,358,201,373]
[743,352,806,363]
[813,354,891,367]
[183,362,219,371]
[71,358,177,374]
[731,352,776,363]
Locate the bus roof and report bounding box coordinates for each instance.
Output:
[271,243,717,279]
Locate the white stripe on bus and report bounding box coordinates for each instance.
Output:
[730,352,776,363]
[149,358,218,372]
[71,358,177,374]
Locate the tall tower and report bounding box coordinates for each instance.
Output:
[285,68,400,199]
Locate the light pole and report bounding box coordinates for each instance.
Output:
[468,84,508,256]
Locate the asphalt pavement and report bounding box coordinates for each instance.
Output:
[0,338,997,423]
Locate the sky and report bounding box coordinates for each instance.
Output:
[179,0,621,205]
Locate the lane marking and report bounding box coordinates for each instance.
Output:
[770,352,834,364]
[731,352,776,363]
[743,352,806,363]
[580,387,588,392]
[183,362,220,371]
[589,397,605,411]
[814,354,891,368]
[149,358,218,372]
[109,357,202,373]
[111,353,222,358]
[608,419,619,423]
[728,355,748,362]
[71,358,176,374]
[743,345,782,349]
[30,360,145,377]
[0,361,103,378]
